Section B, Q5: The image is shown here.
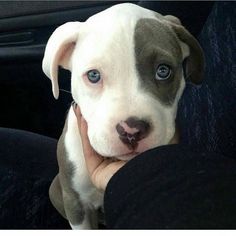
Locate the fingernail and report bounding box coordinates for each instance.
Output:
[72,101,78,114]
[73,101,78,109]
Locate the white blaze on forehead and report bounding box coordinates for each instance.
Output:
[87,3,158,26]
[77,3,158,51]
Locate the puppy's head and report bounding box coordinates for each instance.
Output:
[42,3,204,160]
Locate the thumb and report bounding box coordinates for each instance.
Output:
[73,104,104,175]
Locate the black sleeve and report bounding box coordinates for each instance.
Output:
[104,145,236,229]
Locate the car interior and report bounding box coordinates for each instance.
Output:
[0,0,235,229]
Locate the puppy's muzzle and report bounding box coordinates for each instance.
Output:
[116,117,151,150]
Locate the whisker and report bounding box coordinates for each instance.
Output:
[59,89,71,94]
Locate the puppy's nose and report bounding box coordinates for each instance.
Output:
[116,117,151,149]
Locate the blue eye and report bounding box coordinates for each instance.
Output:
[87,69,101,83]
[155,64,171,81]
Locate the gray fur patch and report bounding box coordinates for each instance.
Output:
[134,18,184,105]
[50,114,85,226]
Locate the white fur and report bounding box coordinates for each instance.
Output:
[42,3,190,229]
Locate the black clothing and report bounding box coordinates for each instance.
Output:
[104,145,236,229]
[0,128,69,229]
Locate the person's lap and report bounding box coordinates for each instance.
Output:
[1,128,236,229]
[0,128,70,229]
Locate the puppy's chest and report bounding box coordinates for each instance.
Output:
[71,159,104,209]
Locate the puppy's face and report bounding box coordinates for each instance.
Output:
[42,3,204,160]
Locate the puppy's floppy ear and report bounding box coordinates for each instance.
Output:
[42,22,82,99]
[164,16,205,84]
[164,15,182,25]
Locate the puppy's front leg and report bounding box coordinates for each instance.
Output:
[69,208,98,230]
[63,189,98,229]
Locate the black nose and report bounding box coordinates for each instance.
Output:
[116,117,151,149]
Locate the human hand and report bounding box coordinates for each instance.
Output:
[73,104,126,191]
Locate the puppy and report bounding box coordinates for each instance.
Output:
[42,3,204,229]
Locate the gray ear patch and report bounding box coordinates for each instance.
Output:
[169,24,205,85]
[164,15,182,25]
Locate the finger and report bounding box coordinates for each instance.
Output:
[102,161,126,189]
[93,160,126,191]
[73,103,102,174]
[79,113,104,175]
[73,103,126,190]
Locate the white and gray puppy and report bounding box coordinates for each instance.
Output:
[42,3,204,229]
